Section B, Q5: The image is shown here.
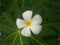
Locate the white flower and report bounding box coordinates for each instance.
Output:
[16,10,42,37]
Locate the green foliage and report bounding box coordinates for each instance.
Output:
[0,0,60,45]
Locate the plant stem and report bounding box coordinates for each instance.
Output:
[30,37,44,45]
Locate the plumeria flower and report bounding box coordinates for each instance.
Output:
[16,10,42,37]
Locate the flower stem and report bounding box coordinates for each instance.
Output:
[18,30,23,45]
[11,32,18,45]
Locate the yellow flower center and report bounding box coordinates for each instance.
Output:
[25,20,32,27]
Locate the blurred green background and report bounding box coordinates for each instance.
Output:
[0,0,60,45]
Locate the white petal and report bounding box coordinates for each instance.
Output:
[32,14,42,25]
[16,18,25,29]
[21,27,31,37]
[30,25,42,34]
[22,10,32,20]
